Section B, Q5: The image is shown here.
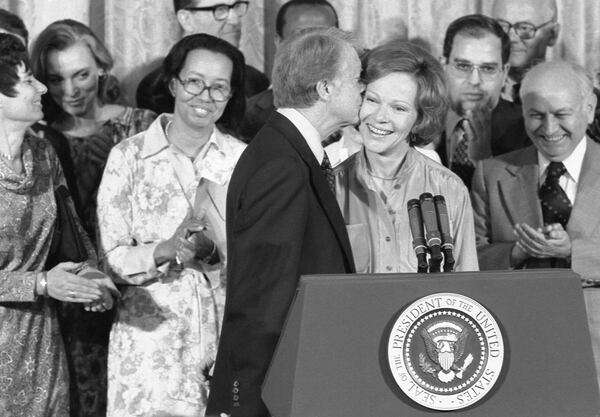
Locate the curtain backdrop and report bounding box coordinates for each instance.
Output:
[2,0,598,106]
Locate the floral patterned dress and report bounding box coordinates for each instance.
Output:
[57,106,156,417]
[0,133,94,416]
[97,115,246,417]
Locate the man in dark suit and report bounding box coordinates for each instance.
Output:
[239,0,339,141]
[136,0,269,114]
[207,27,361,417]
[436,14,530,189]
[471,60,600,388]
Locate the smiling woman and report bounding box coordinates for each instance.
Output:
[334,40,479,274]
[29,19,157,417]
[0,33,118,417]
[97,33,246,416]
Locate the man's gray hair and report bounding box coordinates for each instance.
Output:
[272,27,360,109]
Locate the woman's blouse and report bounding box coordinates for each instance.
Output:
[334,147,479,274]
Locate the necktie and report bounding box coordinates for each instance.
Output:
[320,151,335,194]
[539,161,571,228]
[450,120,475,188]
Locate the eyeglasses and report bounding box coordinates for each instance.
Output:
[496,19,554,40]
[176,77,232,102]
[449,61,502,80]
[184,1,249,21]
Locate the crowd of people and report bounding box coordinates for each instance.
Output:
[0,0,598,416]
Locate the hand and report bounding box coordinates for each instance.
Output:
[513,222,572,259]
[78,266,121,312]
[86,132,114,166]
[177,230,215,265]
[154,214,207,265]
[47,261,104,303]
[462,105,492,160]
[199,355,215,384]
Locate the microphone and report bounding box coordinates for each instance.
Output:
[419,193,443,273]
[434,195,455,272]
[407,199,428,273]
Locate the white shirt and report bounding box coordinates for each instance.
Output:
[537,137,587,204]
[278,108,325,163]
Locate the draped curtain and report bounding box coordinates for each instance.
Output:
[1,0,598,106]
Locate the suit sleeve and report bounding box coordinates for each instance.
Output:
[571,233,600,281]
[471,160,515,269]
[227,156,308,417]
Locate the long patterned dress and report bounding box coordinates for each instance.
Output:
[0,133,93,416]
[57,106,156,417]
[98,115,245,416]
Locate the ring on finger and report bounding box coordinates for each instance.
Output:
[69,290,76,298]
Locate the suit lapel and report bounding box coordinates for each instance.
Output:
[271,113,355,269]
[497,147,543,227]
[570,138,600,231]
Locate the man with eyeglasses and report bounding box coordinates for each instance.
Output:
[136,0,269,115]
[491,0,559,104]
[435,14,530,189]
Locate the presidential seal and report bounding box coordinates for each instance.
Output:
[387,293,504,410]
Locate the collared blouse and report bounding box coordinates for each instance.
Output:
[334,147,479,274]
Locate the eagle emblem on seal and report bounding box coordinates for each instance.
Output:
[420,321,474,383]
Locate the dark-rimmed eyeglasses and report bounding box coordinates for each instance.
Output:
[496,19,554,40]
[184,1,249,21]
[176,77,232,102]
[450,61,502,80]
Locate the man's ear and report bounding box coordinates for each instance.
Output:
[547,22,560,47]
[316,79,331,101]
[586,90,597,124]
[176,9,193,34]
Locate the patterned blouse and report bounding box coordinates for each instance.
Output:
[0,133,94,416]
[61,106,156,243]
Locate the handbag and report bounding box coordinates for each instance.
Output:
[45,185,88,269]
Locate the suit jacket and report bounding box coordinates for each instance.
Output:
[206,112,355,417]
[438,98,531,167]
[135,61,269,115]
[239,88,275,142]
[471,138,600,280]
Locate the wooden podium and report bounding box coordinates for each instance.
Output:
[262,269,599,416]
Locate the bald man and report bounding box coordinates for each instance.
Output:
[471,61,600,388]
[491,0,559,102]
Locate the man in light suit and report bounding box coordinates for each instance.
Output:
[471,60,600,387]
[207,27,361,417]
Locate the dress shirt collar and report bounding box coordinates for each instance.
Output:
[141,114,233,185]
[537,136,587,183]
[278,107,324,163]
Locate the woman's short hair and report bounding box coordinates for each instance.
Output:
[161,33,246,135]
[30,19,117,121]
[0,9,28,44]
[0,33,29,97]
[273,27,357,109]
[361,40,449,146]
